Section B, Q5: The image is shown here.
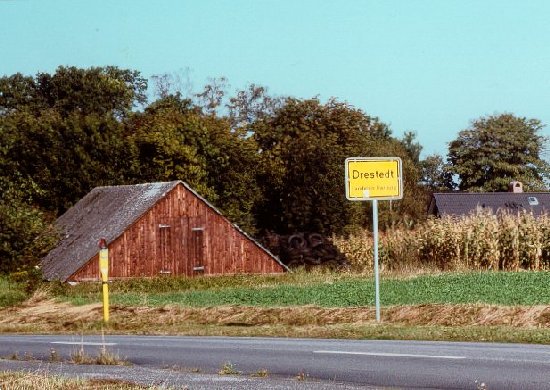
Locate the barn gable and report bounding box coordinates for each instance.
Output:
[41,181,285,281]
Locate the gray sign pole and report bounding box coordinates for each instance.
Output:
[345,157,403,324]
[372,199,381,322]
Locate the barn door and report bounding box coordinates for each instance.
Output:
[158,217,186,276]
[189,217,206,274]
[158,222,173,275]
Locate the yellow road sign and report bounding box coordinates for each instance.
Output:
[345,157,403,200]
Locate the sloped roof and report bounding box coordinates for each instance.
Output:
[41,181,285,281]
[429,192,550,217]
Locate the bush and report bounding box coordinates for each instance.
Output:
[0,276,28,307]
[0,197,59,276]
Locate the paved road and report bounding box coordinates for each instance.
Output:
[0,335,549,389]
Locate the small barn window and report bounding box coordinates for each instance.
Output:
[528,197,539,206]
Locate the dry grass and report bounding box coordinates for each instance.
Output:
[218,361,240,375]
[70,343,130,366]
[0,296,548,343]
[251,368,269,378]
[0,372,157,389]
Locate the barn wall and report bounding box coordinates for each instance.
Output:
[69,184,283,281]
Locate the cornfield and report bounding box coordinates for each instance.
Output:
[333,210,550,273]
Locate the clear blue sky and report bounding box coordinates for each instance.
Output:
[2,0,550,158]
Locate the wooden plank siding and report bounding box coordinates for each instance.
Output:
[68,183,283,281]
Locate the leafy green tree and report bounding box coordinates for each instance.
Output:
[447,114,549,191]
[252,97,423,235]
[0,173,58,274]
[1,66,147,118]
[420,154,454,191]
[400,131,422,163]
[194,76,229,116]
[227,84,283,131]
[128,94,262,232]
[0,73,39,115]
[0,66,146,275]
[1,109,134,213]
[127,95,216,200]
[0,66,145,213]
[36,66,147,117]
[200,114,262,232]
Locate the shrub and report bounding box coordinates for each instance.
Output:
[0,196,59,276]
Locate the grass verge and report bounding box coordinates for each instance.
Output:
[0,371,159,389]
[1,271,548,344]
[0,277,29,308]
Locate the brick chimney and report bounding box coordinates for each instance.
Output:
[509,181,523,193]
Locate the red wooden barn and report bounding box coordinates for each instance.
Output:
[41,181,286,282]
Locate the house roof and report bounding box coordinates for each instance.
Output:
[41,181,284,281]
[429,192,550,217]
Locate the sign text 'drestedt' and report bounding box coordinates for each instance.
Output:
[345,157,403,200]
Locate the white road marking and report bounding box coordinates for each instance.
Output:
[50,341,117,346]
[313,350,466,359]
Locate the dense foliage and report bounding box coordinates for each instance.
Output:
[447,114,550,191]
[252,98,425,234]
[0,66,145,273]
[2,66,549,275]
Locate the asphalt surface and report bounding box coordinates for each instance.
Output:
[0,335,549,389]
[0,359,372,389]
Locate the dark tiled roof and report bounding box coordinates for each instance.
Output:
[429,192,550,217]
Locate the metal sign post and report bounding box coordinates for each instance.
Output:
[372,199,381,322]
[98,238,110,323]
[345,157,403,322]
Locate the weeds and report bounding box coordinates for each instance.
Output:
[251,368,269,377]
[5,351,35,361]
[218,361,240,375]
[48,348,61,362]
[70,344,93,364]
[22,352,35,361]
[70,343,130,366]
[0,371,162,389]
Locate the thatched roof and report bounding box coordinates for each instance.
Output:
[428,192,550,217]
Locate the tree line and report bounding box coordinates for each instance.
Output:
[1,66,548,274]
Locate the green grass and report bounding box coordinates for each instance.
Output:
[381,271,550,306]
[0,277,29,307]
[339,324,550,344]
[56,271,550,307]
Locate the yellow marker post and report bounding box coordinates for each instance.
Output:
[98,238,110,323]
